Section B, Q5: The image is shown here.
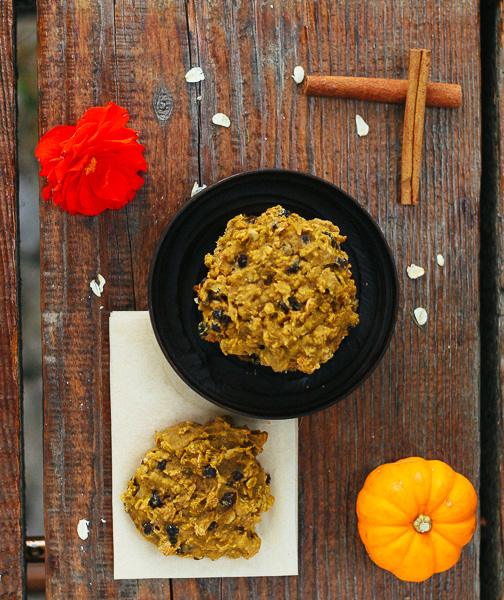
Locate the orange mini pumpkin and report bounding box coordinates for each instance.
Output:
[356,457,477,582]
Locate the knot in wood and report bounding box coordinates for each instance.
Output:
[153,84,174,124]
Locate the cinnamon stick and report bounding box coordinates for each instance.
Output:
[401,49,431,205]
[303,75,461,108]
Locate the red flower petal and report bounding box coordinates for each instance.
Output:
[42,183,53,201]
[34,103,146,216]
[66,172,99,215]
[35,125,76,167]
[88,157,138,202]
[77,102,129,132]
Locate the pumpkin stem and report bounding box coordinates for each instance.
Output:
[413,514,432,533]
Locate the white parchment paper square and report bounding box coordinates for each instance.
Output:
[110,311,298,579]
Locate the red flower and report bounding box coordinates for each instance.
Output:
[35,102,147,216]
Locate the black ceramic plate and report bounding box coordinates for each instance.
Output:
[149,169,398,419]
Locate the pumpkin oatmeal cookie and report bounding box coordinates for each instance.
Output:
[194,205,359,373]
[121,416,273,560]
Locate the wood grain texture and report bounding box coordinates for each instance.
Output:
[480,0,504,597]
[37,0,480,598]
[0,1,25,598]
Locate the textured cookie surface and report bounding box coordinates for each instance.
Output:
[194,205,359,373]
[121,416,274,560]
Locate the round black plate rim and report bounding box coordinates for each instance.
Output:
[148,168,399,420]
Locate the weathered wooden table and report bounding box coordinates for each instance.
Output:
[1,0,488,598]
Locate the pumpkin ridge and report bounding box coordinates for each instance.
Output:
[426,487,457,515]
[428,530,464,574]
[427,496,450,516]
[421,460,434,514]
[357,523,411,549]
[429,526,461,549]
[391,527,433,579]
[431,514,476,527]
[424,462,457,514]
[429,484,478,523]
[359,490,412,520]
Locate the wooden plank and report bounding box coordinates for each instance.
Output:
[174,1,481,599]
[480,0,504,597]
[37,0,480,598]
[0,0,26,598]
[37,0,196,597]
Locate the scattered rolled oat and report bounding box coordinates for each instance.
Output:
[90,281,99,296]
[212,113,231,128]
[356,114,369,137]
[406,264,425,279]
[185,67,205,83]
[196,95,202,101]
[90,274,106,297]
[191,181,207,197]
[77,519,89,541]
[437,254,445,267]
[413,307,428,326]
[292,66,305,84]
